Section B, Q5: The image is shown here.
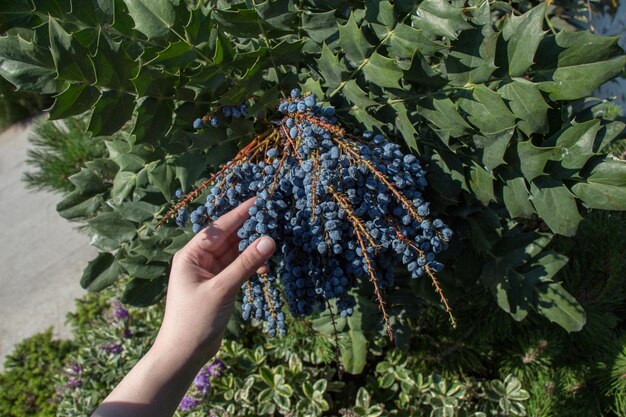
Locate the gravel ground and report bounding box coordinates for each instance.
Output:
[0,122,96,366]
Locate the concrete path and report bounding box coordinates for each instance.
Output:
[0,122,96,365]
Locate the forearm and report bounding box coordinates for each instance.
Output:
[92,344,205,417]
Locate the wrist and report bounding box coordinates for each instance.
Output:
[148,337,208,377]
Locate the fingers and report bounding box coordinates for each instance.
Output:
[181,198,256,261]
[214,237,275,296]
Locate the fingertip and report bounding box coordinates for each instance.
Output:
[255,237,275,257]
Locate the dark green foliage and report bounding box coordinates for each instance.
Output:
[23,117,107,193]
[0,76,49,131]
[0,329,74,417]
[386,210,626,416]
[1,0,623,332]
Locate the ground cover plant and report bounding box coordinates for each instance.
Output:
[53,285,532,417]
[2,0,626,413]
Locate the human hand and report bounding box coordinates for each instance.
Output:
[153,198,275,365]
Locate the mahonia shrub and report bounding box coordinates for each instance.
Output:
[1,0,626,370]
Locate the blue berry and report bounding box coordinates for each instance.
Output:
[193,118,203,129]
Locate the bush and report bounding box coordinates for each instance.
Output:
[23,116,108,193]
[0,329,74,417]
[3,0,624,322]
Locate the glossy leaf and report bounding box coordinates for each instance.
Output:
[498,80,549,136]
[49,18,96,84]
[501,3,546,77]
[0,35,58,93]
[123,0,176,39]
[80,252,120,291]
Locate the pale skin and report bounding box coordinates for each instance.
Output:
[92,198,275,417]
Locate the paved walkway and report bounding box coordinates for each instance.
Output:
[0,122,96,365]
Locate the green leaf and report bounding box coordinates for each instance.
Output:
[213,32,235,66]
[365,0,395,38]
[550,120,602,170]
[392,102,418,150]
[362,52,402,89]
[175,150,207,192]
[0,0,34,33]
[428,150,465,203]
[48,84,101,120]
[446,27,498,86]
[535,30,622,70]
[0,35,59,93]
[122,276,166,306]
[412,0,472,40]
[515,141,560,181]
[468,161,495,205]
[147,160,176,199]
[111,171,136,204]
[115,201,159,223]
[586,158,626,186]
[522,251,568,284]
[529,176,582,237]
[387,23,447,59]
[48,17,96,84]
[118,257,168,279]
[535,282,586,332]
[316,43,347,90]
[88,211,137,243]
[213,8,261,37]
[500,169,534,218]
[338,12,372,66]
[474,129,513,170]
[92,34,138,89]
[340,330,367,374]
[87,90,135,137]
[254,0,297,31]
[184,5,211,43]
[458,85,516,134]
[418,97,473,139]
[132,97,174,144]
[537,55,626,101]
[71,0,115,26]
[123,0,176,39]
[571,159,626,210]
[343,80,377,108]
[481,232,554,320]
[80,252,121,291]
[501,2,547,77]
[302,10,338,44]
[498,79,549,136]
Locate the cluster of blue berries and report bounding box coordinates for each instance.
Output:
[174,89,453,336]
[193,104,248,129]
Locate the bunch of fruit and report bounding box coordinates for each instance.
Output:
[162,90,453,337]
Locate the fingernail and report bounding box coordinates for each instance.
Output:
[256,237,275,256]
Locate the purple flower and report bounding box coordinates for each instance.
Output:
[66,377,82,389]
[193,369,211,395]
[102,342,124,355]
[69,363,82,374]
[178,395,200,411]
[207,358,225,377]
[114,306,129,320]
[109,300,129,321]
